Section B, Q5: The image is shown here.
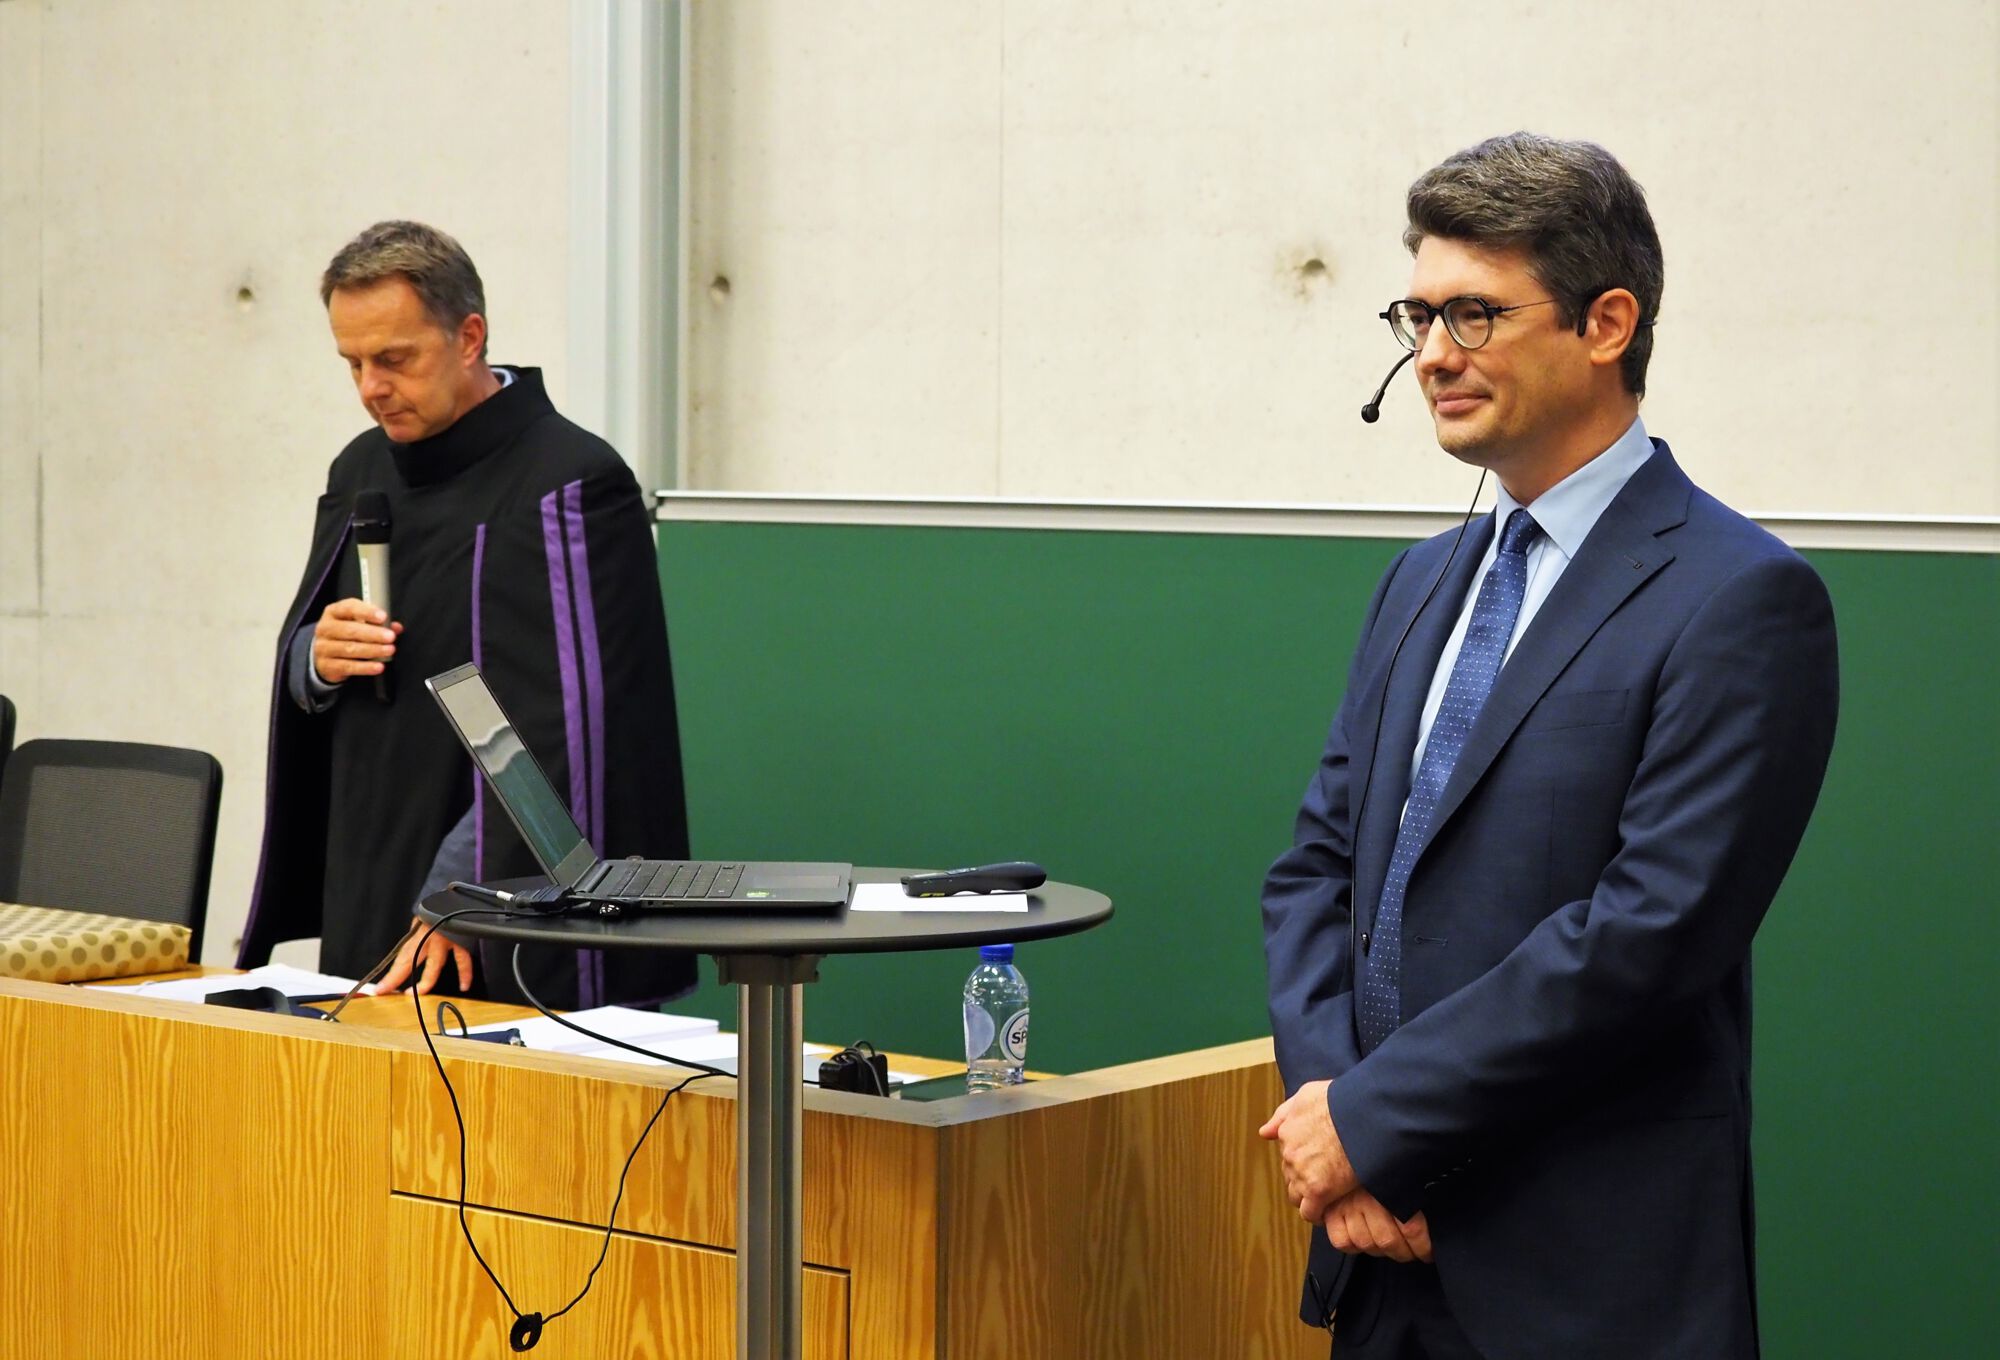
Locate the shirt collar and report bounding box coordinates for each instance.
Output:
[1493,415,1652,561]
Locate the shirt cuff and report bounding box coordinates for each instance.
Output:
[286,626,342,714]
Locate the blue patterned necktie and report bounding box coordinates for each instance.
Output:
[1358,508,1542,1054]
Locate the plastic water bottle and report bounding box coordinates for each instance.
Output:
[963,943,1029,1089]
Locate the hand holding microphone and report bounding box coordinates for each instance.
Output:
[310,490,402,699]
[310,599,401,685]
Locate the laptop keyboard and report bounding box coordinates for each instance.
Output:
[588,860,744,901]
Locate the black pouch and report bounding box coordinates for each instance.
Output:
[818,1041,891,1096]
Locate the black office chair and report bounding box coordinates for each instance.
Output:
[0,695,15,791]
[0,739,223,962]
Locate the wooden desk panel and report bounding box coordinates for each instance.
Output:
[937,1044,1323,1360]
[386,1198,847,1360]
[0,980,392,1360]
[389,1046,741,1249]
[388,1045,942,1357]
[2,978,1321,1359]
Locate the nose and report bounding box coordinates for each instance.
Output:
[358,364,394,403]
[1413,315,1465,383]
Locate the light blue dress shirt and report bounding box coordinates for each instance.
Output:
[1407,416,1654,785]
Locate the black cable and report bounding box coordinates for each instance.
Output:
[1305,1266,1339,1335]
[496,944,864,1096]
[434,998,469,1037]
[503,945,722,1329]
[407,908,533,1323]
[406,911,730,1351]
[506,946,733,1077]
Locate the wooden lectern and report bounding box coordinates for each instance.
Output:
[0,977,1323,1358]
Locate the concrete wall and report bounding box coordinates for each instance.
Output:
[0,0,573,962]
[685,0,2000,516]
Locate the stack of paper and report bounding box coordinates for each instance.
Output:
[125,963,365,1003]
[462,1011,927,1086]
[464,1005,719,1063]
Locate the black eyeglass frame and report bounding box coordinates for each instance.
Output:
[1379,296,1563,352]
[1381,287,1657,352]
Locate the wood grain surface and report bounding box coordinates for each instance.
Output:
[389,1042,943,1356]
[0,979,393,1360]
[387,1196,847,1359]
[939,1041,1325,1360]
[3,978,1326,1358]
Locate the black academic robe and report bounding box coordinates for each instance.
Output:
[239,367,695,1008]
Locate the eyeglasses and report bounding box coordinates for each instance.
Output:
[1380,296,1560,352]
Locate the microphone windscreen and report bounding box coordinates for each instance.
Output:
[353,490,392,543]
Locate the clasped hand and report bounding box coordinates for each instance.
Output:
[1260,1079,1431,1263]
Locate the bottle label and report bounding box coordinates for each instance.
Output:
[1001,1008,1030,1063]
[964,1002,997,1060]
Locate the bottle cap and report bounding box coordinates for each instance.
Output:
[978,943,1015,963]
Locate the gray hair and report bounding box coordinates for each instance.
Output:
[320,220,489,357]
[1404,133,1662,396]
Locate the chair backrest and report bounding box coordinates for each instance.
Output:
[0,696,14,791]
[0,739,224,962]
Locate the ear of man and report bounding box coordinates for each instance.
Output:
[1583,288,1642,375]
[456,311,488,368]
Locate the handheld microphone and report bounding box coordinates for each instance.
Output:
[353,490,394,702]
[1360,351,1415,424]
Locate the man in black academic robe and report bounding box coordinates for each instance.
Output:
[238,220,693,1008]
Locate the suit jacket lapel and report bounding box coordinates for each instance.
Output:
[1352,518,1492,926]
[1419,447,1693,851]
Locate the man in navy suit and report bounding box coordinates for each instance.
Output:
[1259,133,1839,1359]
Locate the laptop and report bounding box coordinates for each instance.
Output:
[425,662,851,912]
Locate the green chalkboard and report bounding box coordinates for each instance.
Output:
[656,520,1995,1358]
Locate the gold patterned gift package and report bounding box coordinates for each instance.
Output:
[0,902,191,982]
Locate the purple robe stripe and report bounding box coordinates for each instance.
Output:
[540,488,591,844]
[542,481,609,1005]
[562,481,608,844]
[471,522,488,878]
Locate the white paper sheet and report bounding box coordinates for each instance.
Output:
[125,963,366,1002]
[848,882,1028,913]
[463,1005,719,1055]
[463,1020,925,1085]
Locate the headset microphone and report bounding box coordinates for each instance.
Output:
[1360,351,1415,424]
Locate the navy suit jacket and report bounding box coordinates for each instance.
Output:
[1262,443,1839,1360]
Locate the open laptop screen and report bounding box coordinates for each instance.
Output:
[426,664,597,890]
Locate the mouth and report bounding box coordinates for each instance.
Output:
[1430,391,1487,418]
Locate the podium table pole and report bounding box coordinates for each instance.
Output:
[717,954,821,1360]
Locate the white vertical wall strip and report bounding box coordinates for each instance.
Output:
[568,0,680,489]
[567,0,613,441]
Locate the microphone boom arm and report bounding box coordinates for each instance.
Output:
[1360,351,1415,424]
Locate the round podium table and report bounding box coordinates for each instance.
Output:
[419,868,1111,1360]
